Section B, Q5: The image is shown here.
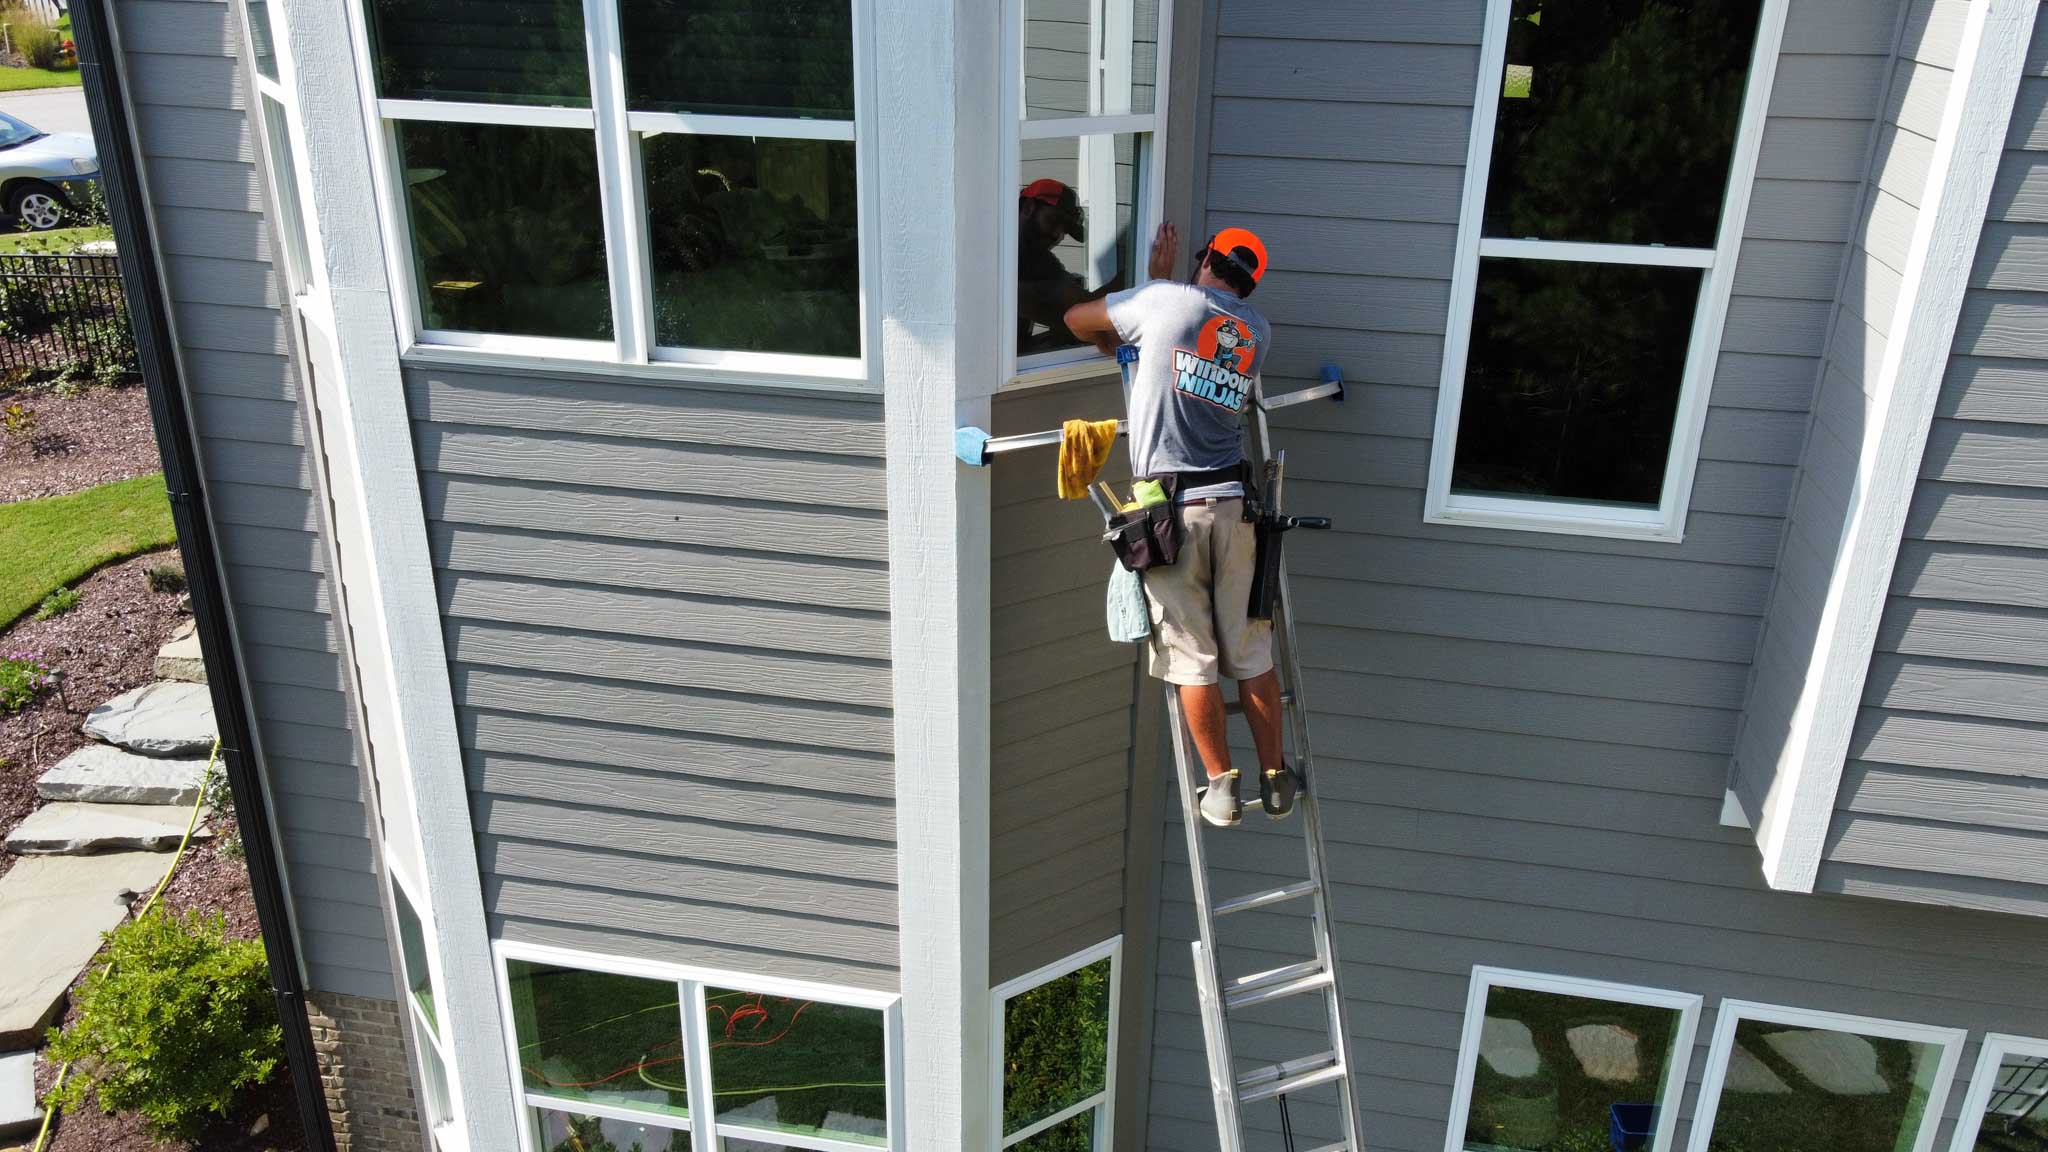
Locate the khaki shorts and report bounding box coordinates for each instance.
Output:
[1142,497,1275,686]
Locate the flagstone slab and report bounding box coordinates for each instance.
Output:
[4,803,205,856]
[0,852,170,1048]
[1567,1022,1641,1082]
[154,621,206,684]
[82,682,215,757]
[0,1050,33,1137]
[37,744,205,805]
[1764,1029,1889,1095]
[1725,1043,1793,1094]
[1481,1016,1543,1078]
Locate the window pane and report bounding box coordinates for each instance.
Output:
[1003,957,1111,1138]
[1018,133,1143,360]
[1483,0,1765,247]
[1460,986,1682,1152]
[418,1034,454,1128]
[621,0,853,119]
[395,122,613,341]
[246,0,278,81]
[1007,1109,1097,1152]
[507,961,689,1119]
[366,0,590,106]
[1968,1052,2048,1152]
[642,134,860,357]
[707,987,886,1146]
[1706,1019,1946,1152]
[259,95,312,295]
[392,883,436,1032]
[1453,258,1702,508]
[1024,0,1158,119]
[534,1108,692,1152]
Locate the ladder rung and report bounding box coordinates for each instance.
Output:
[1225,960,1332,1011]
[1223,689,1295,716]
[1237,1050,1345,1105]
[1301,1143,1351,1152]
[1214,879,1318,917]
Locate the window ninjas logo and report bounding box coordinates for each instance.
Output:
[1173,316,1258,411]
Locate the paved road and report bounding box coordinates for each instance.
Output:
[0,85,90,139]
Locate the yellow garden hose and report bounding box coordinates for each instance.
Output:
[29,737,219,1152]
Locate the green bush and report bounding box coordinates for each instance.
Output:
[0,650,51,711]
[145,563,185,594]
[2,17,61,68]
[32,585,77,619]
[0,275,51,337]
[45,910,280,1139]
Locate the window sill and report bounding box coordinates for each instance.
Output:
[1003,351,1122,392]
[400,340,881,399]
[1424,495,1686,543]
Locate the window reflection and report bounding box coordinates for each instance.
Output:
[706,987,887,1146]
[1970,1052,2048,1152]
[1483,0,1764,247]
[1706,1019,1945,1152]
[621,0,854,119]
[1017,134,1140,358]
[397,123,613,341]
[1460,986,1682,1152]
[1454,258,1701,507]
[1023,0,1157,119]
[367,0,591,106]
[642,134,860,357]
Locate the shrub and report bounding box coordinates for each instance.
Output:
[33,585,77,619]
[1,401,33,437]
[0,276,51,337]
[44,910,281,1139]
[0,650,52,712]
[144,563,185,594]
[2,17,61,68]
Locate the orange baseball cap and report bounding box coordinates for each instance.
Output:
[1021,178,1085,241]
[1207,226,1268,283]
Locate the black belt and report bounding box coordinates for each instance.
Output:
[1144,463,1247,490]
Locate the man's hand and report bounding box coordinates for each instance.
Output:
[1148,221,1179,281]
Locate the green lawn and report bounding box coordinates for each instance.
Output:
[0,65,79,91]
[0,474,176,629]
[0,225,107,254]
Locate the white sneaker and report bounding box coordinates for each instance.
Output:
[1199,770,1242,827]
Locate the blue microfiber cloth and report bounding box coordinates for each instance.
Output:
[1107,562,1150,643]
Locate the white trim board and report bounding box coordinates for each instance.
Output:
[989,937,1123,1151]
[1441,967,1703,1152]
[1686,1000,1968,1152]
[1948,1033,2048,1152]
[1422,0,1789,543]
[1751,0,2034,893]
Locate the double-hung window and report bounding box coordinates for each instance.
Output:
[499,944,900,1152]
[237,0,321,299]
[360,0,872,383]
[390,879,462,1145]
[1427,0,1787,540]
[1003,0,1170,384]
[991,939,1119,1151]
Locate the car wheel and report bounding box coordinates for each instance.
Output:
[7,182,67,231]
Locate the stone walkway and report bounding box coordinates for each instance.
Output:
[0,625,213,1141]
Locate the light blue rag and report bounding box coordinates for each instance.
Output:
[1107,562,1150,643]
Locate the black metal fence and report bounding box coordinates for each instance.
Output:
[0,251,137,381]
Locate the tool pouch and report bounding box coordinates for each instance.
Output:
[1106,476,1183,571]
[1247,513,1282,621]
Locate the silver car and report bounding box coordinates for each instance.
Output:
[0,110,98,231]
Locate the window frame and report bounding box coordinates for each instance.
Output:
[1687,999,1967,1152]
[999,0,1173,389]
[1442,966,1703,1152]
[1423,0,1791,542]
[494,938,905,1152]
[232,0,324,300]
[384,867,466,1147]
[1950,1033,2048,1152]
[349,0,884,393]
[989,936,1122,1150]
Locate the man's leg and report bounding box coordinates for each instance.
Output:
[1179,681,1233,782]
[1236,666,1284,775]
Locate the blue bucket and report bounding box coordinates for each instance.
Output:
[1610,1103,1656,1152]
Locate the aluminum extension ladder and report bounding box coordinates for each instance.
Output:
[952,351,1358,1152]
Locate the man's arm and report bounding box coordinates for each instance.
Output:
[1064,221,1180,356]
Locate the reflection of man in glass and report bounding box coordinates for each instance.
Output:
[1017,178,1127,355]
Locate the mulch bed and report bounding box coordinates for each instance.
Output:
[0,381,159,504]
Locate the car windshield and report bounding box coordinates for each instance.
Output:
[0,112,44,150]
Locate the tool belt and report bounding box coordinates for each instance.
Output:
[1104,462,1253,572]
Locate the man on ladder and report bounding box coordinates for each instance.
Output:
[1064,222,1304,829]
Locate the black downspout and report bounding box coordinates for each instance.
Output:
[71,6,340,1150]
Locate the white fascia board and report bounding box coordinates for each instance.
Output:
[1755,0,2033,893]
[877,0,997,1149]
[278,0,521,1145]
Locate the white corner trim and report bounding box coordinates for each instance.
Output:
[1755,0,2034,894]
[1441,967,1703,1152]
[1947,1032,2048,1152]
[1688,1000,1969,1152]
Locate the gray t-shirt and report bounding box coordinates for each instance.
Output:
[1107,280,1271,501]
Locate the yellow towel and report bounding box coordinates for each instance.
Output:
[1059,418,1120,500]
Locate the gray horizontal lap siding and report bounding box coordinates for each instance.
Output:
[988,376,1139,986]
[1820,2,2048,910]
[1144,3,2048,1150]
[403,366,898,990]
[118,0,389,999]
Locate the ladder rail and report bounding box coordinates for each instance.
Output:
[1169,689,1247,1152]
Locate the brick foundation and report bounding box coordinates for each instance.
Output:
[305,991,424,1152]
